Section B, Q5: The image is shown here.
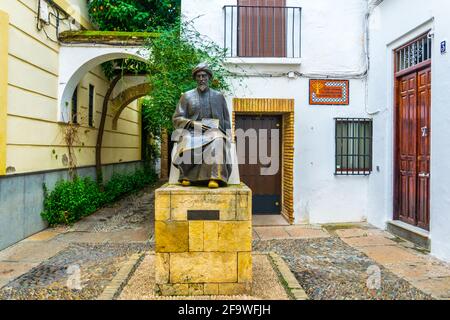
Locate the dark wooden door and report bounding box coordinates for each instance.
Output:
[396,67,431,230]
[236,115,282,215]
[238,0,286,57]
[416,68,431,230]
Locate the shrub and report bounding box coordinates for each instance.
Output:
[41,169,157,226]
[104,169,157,203]
[41,177,105,225]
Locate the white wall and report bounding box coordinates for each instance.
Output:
[367,0,450,261]
[183,0,367,74]
[182,0,371,224]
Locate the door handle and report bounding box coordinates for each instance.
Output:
[418,173,430,178]
[421,127,429,137]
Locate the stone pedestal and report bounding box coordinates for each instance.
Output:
[154,183,252,296]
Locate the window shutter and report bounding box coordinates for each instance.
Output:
[238,0,286,57]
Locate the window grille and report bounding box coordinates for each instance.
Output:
[335,118,373,176]
[71,86,78,124]
[396,33,432,72]
[89,84,94,127]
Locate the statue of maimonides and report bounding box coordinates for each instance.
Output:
[171,63,232,189]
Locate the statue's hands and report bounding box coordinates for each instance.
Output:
[190,121,210,132]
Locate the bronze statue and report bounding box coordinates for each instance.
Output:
[172,63,232,189]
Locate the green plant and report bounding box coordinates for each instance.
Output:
[86,0,181,80]
[104,169,157,203]
[142,20,233,137]
[41,168,157,226]
[87,0,180,32]
[41,177,105,225]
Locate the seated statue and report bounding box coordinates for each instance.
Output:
[171,63,233,189]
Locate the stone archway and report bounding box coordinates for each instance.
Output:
[57,31,154,122]
[111,82,152,130]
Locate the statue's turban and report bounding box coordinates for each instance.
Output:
[192,63,213,79]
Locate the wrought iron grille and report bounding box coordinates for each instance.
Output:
[71,86,78,124]
[88,84,94,127]
[396,33,432,72]
[223,5,302,58]
[335,118,373,176]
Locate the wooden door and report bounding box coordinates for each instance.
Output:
[236,115,282,215]
[416,68,431,230]
[396,67,431,230]
[238,0,286,57]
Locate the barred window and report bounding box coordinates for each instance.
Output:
[71,86,78,124]
[335,118,373,176]
[88,84,94,127]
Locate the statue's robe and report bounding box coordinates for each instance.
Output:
[172,88,232,185]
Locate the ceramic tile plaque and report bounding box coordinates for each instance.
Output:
[309,79,349,105]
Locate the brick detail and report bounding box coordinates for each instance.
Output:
[232,98,295,224]
[160,129,169,180]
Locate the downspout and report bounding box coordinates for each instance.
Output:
[364,0,384,115]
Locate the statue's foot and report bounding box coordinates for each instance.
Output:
[208,180,219,189]
[181,180,191,187]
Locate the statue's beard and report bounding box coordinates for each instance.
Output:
[198,84,208,92]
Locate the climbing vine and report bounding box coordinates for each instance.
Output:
[84,1,236,181]
[142,20,233,138]
[61,122,81,180]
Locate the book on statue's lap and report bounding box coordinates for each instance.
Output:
[202,118,219,129]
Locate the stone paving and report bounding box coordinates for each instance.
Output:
[118,253,291,300]
[0,185,450,300]
[0,185,156,298]
[253,224,450,299]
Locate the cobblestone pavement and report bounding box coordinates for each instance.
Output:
[1,185,450,300]
[254,238,432,300]
[0,243,149,300]
[254,224,450,300]
[0,184,157,299]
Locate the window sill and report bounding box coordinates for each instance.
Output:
[224,57,302,66]
[335,170,372,176]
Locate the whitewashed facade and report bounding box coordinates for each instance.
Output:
[367,0,450,262]
[182,0,450,262]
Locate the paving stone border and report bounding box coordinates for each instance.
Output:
[97,253,144,300]
[268,252,309,300]
[98,251,305,300]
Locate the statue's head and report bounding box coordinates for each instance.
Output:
[192,63,213,92]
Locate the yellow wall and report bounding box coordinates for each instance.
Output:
[0,1,141,175]
[0,10,8,175]
[53,0,92,29]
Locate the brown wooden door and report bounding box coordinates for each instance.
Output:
[238,0,286,57]
[236,115,282,215]
[396,67,431,230]
[416,68,431,229]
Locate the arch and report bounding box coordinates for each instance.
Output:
[58,45,149,122]
[111,83,152,130]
